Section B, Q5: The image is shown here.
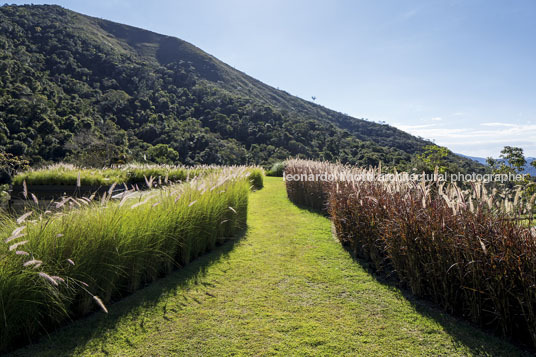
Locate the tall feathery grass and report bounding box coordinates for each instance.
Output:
[11,163,219,187]
[285,159,536,348]
[0,166,260,352]
[247,167,264,190]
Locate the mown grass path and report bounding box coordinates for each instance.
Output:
[11,177,528,356]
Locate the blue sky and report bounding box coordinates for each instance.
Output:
[10,0,536,157]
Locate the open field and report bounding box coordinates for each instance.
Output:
[8,177,528,356]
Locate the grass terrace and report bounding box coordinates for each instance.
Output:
[8,177,527,356]
[285,159,536,349]
[0,166,261,352]
[11,163,221,187]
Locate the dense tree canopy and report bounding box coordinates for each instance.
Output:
[0,4,483,173]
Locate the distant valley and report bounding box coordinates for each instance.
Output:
[459,154,536,175]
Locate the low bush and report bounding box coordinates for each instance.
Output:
[247,167,265,189]
[266,162,286,177]
[0,167,254,352]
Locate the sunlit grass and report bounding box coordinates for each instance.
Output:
[0,167,259,352]
[8,177,527,356]
[12,163,219,187]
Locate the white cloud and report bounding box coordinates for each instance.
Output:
[394,122,536,157]
[430,117,442,121]
[480,122,517,127]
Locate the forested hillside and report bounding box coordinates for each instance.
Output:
[0,4,482,171]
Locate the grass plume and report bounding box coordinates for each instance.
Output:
[0,166,261,352]
[285,159,536,348]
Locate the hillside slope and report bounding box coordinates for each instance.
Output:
[0,4,482,171]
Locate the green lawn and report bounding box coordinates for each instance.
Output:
[10,177,529,356]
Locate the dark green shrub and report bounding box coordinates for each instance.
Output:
[267,162,286,177]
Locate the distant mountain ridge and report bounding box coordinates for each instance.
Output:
[0,4,483,172]
[459,154,536,175]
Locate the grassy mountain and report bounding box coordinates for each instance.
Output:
[0,4,483,172]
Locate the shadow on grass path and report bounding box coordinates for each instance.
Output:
[10,177,530,356]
